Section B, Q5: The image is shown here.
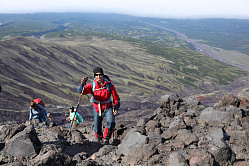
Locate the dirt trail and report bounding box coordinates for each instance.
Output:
[143,22,249,72]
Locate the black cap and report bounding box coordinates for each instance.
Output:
[69,106,74,111]
[93,67,104,76]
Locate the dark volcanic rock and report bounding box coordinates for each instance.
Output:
[0,93,248,165]
[3,125,42,158]
[0,122,26,142]
[239,97,249,108]
[29,144,71,166]
[214,94,240,108]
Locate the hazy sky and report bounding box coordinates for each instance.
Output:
[1,0,249,19]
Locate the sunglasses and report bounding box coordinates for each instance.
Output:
[95,74,103,76]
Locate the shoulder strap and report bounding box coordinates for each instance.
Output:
[106,83,111,94]
[92,81,111,94]
[91,81,96,94]
[91,81,112,104]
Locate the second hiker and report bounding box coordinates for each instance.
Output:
[77,67,120,145]
[29,99,51,123]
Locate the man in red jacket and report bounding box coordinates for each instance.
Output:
[78,67,120,145]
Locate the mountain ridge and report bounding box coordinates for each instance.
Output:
[0,36,249,125]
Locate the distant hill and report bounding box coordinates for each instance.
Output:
[1,13,249,54]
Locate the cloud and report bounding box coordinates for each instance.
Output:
[0,0,249,19]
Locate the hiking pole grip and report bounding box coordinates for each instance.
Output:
[81,77,89,88]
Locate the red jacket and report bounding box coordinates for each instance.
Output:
[78,78,120,113]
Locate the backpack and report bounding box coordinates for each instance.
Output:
[33,98,45,107]
[76,112,84,123]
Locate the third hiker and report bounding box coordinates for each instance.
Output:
[77,67,120,145]
[65,106,84,131]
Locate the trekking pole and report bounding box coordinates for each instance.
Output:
[75,77,88,112]
[112,101,117,141]
[113,112,115,141]
[69,77,88,135]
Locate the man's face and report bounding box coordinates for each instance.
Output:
[95,72,103,83]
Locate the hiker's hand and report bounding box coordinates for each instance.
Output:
[113,109,118,116]
[47,113,52,120]
[81,77,87,85]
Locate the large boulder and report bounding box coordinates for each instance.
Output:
[116,128,147,156]
[71,130,87,143]
[116,128,157,165]
[184,95,201,106]
[206,128,236,165]
[136,118,149,127]
[28,144,71,166]
[38,129,64,142]
[122,144,158,165]
[147,133,164,146]
[199,107,231,124]
[3,125,42,158]
[160,94,184,117]
[160,94,183,109]
[161,129,178,140]
[145,120,160,133]
[169,116,187,130]
[187,149,214,166]
[239,97,249,108]
[175,129,198,145]
[0,122,26,142]
[214,94,240,108]
[226,129,249,161]
[241,117,249,129]
[49,126,69,139]
[99,145,117,156]
[207,127,229,141]
[168,151,188,166]
[226,105,244,118]
[159,117,173,128]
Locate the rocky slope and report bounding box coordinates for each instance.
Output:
[0,93,248,166]
[1,36,249,126]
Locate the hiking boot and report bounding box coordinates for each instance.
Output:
[103,138,110,145]
[93,137,101,143]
